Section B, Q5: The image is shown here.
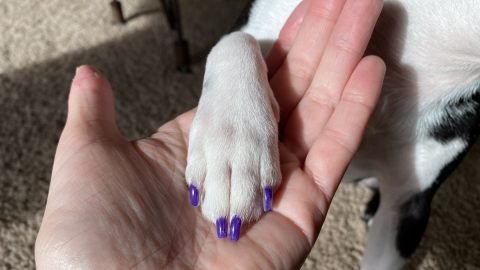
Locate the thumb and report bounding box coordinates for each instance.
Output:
[64,65,120,141]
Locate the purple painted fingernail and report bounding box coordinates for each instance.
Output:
[264,186,273,212]
[230,216,242,241]
[216,217,228,238]
[189,184,199,206]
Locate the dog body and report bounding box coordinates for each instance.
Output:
[187,1,480,269]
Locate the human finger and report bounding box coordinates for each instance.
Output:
[269,0,347,121]
[283,0,383,159]
[304,56,385,201]
[64,65,120,141]
[265,0,311,76]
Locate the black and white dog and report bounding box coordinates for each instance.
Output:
[186,0,480,269]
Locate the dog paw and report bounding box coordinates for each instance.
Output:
[185,32,281,240]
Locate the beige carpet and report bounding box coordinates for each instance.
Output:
[1,0,479,269]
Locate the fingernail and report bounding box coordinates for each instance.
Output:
[216,217,228,238]
[229,216,242,241]
[73,65,100,82]
[189,184,199,206]
[263,186,273,212]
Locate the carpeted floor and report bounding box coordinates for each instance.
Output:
[0,1,479,269]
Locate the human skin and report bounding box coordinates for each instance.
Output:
[35,0,385,269]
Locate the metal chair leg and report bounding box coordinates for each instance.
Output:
[109,0,190,72]
[159,0,191,72]
[110,0,126,24]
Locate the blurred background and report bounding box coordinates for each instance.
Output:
[0,0,479,269]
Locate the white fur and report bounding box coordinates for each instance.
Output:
[187,0,479,268]
[241,0,300,54]
[186,32,281,223]
[413,138,467,191]
[360,138,467,270]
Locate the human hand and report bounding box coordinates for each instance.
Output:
[35,0,384,269]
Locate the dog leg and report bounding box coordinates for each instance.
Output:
[360,137,469,270]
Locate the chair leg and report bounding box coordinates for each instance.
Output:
[110,0,126,24]
[108,0,190,71]
[159,0,191,72]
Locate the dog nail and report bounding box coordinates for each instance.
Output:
[229,216,242,241]
[189,184,199,206]
[216,217,228,238]
[263,186,273,212]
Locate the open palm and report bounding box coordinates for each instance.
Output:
[36,0,384,269]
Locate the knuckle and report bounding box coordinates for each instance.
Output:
[309,2,338,23]
[333,37,362,56]
[323,127,355,156]
[341,94,376,112]
[287,55,315,82]
[306,90,337,111]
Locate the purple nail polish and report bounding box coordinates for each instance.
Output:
[230,216,242,241]
[189,184,199,206]
[216,217,228,238]
[264,186,273,212]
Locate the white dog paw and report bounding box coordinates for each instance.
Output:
[186,32,281,240]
